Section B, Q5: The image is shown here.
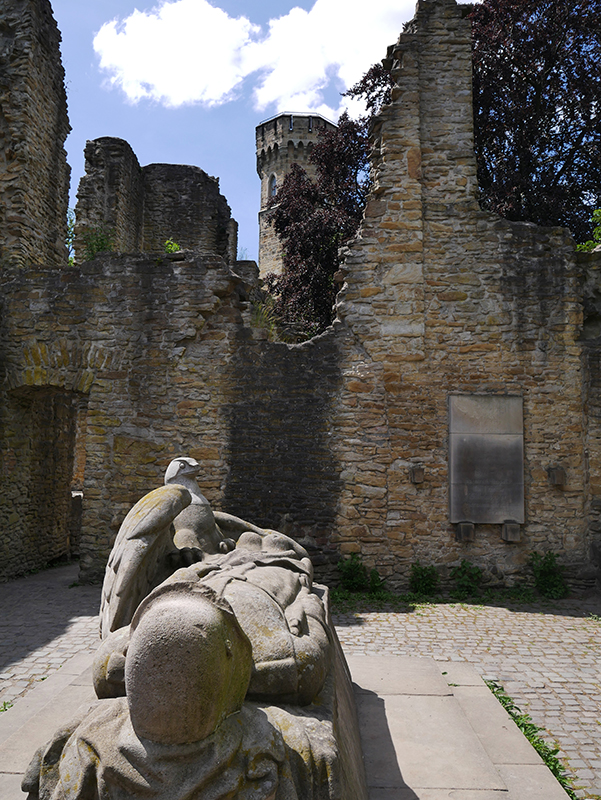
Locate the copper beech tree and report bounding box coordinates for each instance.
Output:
[471,0,601,241]
[266,0,601,339]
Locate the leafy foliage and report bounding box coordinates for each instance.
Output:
[343,62,395,117]
[369,567,385,594]
[409,560,439,596]
[164,238,181,254]
[265,113,371,339]
[486,681,577,798]
[338,553,385,594]
[266,1,600,336]
[66,209,75,266]
[83,224,115,261]
[528,551,569,599]
[471,0,601,241]
[450,559,483,599]
[338,553,370,592]
[577,209,601,252]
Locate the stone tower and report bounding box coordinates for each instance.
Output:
[255,113,336,277]
[0,0,70,268]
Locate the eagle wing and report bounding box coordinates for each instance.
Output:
[213,511,266,539]
[99,484,191,638]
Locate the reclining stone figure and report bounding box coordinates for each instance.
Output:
[23,457,367,800]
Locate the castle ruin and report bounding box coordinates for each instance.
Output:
[256,112,336,276]
[1,0,600,593]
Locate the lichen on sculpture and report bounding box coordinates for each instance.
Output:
[23,457,367,800]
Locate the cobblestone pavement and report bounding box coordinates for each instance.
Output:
[0,564,100,708]
[1,566,600,798]
[334,596,601,800]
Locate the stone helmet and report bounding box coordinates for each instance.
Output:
[126,581,252,744]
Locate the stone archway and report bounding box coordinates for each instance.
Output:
[0,339,101,579]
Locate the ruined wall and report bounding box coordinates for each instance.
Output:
[256,114,337,277]
[580,250,601,579]
[74,139,237,263]
[0,385,83,577]
[0,0,70,268]
[142,164,233,258]
[222,334,343,568]
[74,137,143,263]
[0,251,252,581]
[1,0,598,589]
[325,0,592,587]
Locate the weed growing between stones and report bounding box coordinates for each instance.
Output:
[0,701,13,712]
[409,560,439,596]
[163,238,181,253]
[450,559,483,599]
[528,552,569,599]
[82,224,115,261]
[485,680,578,799]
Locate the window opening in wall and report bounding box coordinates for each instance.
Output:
[308,116,313,132]
[289,115,294,132]
[449,394,524,525]
[269,174,277,198]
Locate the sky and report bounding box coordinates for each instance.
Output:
[50,0,474,261]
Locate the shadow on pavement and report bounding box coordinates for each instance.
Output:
[0,563,100,674]
[354,685,419,800]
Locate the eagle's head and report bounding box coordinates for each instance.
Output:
[164,456,200,485]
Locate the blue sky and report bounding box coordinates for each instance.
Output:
[50,0,473,260]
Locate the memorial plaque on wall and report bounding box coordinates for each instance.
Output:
[449,395,524,524]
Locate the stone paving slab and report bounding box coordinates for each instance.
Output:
[335,598,601,799]
[349,655,569,800]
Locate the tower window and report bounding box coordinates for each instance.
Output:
[289,115,294,132]
[269,174,277,198]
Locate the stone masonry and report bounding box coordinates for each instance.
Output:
[1,0,601,591]
[256,113,337,276]
[0,0,70,268]
[326,0,594,587]
[74,137,237,264]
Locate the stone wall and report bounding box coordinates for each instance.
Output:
[74,139,237,263]
[0,385,82,577]
[142,163,234,259]
[1,0,600,590]
[0,251,251,580]
[0,0,70,268]
[256,114,337,276]
[74,137,143,264]
[325,0,593,587]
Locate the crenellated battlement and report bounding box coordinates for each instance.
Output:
[255,113,337,276]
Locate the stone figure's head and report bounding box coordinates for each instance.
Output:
[164,456,200,485]
[125,582,252,744]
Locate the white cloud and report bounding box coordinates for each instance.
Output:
[94,0,259,107]
[243,0,416,117]
[94,0,478,117]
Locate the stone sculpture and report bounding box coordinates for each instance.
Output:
[23,458,367,800]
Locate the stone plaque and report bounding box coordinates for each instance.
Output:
[449,395,524,524]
